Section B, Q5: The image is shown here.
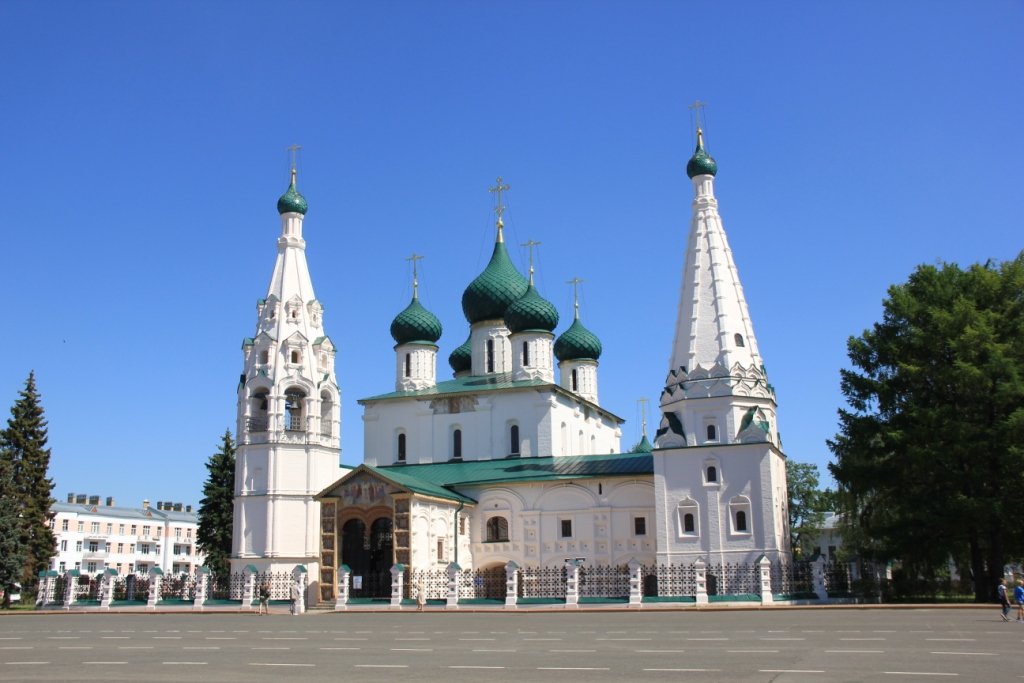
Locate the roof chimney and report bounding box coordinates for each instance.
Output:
[88,495,100,505]
[76,494,87,504]
[67,493,75,503]
[173,503,183,512]
[185,505,192,513]
[106,497,114,507]
[142,499,150,510]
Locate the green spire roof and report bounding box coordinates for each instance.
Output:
[634,434,653,452]
[504,283,559,334]
[461,239,529,323]
[390,295,442,345]
[554,316,602,361]
[686,128,718,179]
[448,335,472,373]
[277,169,308,215]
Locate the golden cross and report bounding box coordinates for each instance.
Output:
[567,277,584,318]
[521,239,541,282]
[405,253,424,297]
[637,397,650,437]
[688,100,707,131]
[287,144,302,173]
[489,177,511,219]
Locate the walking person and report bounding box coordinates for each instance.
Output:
[998,578,1011,621]
[1014,580,1024,622]
[257,581,270,616]
[290,581,300,615]
[416,582,426,612]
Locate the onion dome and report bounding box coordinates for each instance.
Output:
[685,128,718,179]
[554,317,603,361]
[504,284,559,334]
[277,169,308,215]
[634,434,653,453]
[390,295,442,345]
[462,239,529,323]
[448,335,472,373]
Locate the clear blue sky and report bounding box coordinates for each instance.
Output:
[1,1,1020,509]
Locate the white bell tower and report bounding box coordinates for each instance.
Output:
[231,155,341,602]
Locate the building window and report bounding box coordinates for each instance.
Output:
[75,541,82,552]
[735,510,748,532]
[106,523,112,534]
[560,519,573,538]
[117,543,123,553]
[90,522,99,534]
[77,521,83,533]
[486,339,495,373]
[509,424,520,456]
[706,466,717,483]
[290,350,301,364]
[285,388,306,431]
[143,526,150,536]
[735,333,745,347]
[88,542,98,552]
[486,517,509,542]
[59,561,65,572]
[684,513,695,533]
[437,538,445,562]
[404,353,411,378]
[729,496,752,534]
[130,525,137,535]
[259,350,269,364]
[62,519,68,531]
[522,341,530,367]
[571,368,578,391]
[634,517,646,536]
[60,540,67,551]
[397,433,407,462]
[87,562,96,573]
[452,429,462,460]
[459,516,466,535]
[678,498,699,537]
[118,524,124,534]
[706,424,717,441]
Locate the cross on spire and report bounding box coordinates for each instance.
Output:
[489,177,511,241]
[688,100,707,130]
[637,397,650,437]
[521,239,541,284]
[405,252,424,297]
[567,277,584,319]
[287,144,302,182]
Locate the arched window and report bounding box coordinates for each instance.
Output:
[735,510,748,532]
[706,424,717,441]
[248,390,269,432]
[452,429,462,460]
[486,517,509,542]
[729,496,752,535]
[404,353,411,378]
[706,466,717,483]
[571,368,578,391]
[735,333,745,347]
[678,498,699,537]
[684,513,695,533]
[284,389,306,431]
[486,339,495,373]
[290,350,301,364]
[522,341,530,367]
[320,391,333,437]
[509,425,520,456]
[259,350,269,364]
[397,433,406,462]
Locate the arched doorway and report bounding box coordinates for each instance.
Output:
[341,517,393,598]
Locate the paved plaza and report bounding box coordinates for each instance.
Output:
[0,607,1019,682]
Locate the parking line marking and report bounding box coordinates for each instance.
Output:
[761,670,826,674]
[826,650,884,653]
[450,666,505,669]
[930,652,995,656]
[250,663,315,667]
[644,669,720,673]
[883,673,957,677]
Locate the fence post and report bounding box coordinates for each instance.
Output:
[504,561,519,609]
[36,570,51,608]
[694,558,708,605]
[564,560,580,608]
[758,555,773,605]
[812,556,828,601]
[64,569,79,609]
[628,558,643,608]
[193,566,209,612]
[335,564,351,611]
[243,565,258,611]
[292,565,307,615]
[100,568,116,610]
[390,564,406,609]
[446,562,461,609]
[148,568,163,610]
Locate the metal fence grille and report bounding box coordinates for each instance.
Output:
[579,564,630,598]
[652,563,696,597]
[161,574,196,600]
[709,562,759,595]
[406,568,448,600]
[518,566,566,599]
[458,566,506,600]
[256,572,293,600]
[824,562,852,595]
[208,573,245,600]
[770,561,814,596]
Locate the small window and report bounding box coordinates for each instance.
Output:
[62,520,69,531]
[683,513,695,533]
[259,350,269,364]
[452,429,462,460]
[522,341,530,367]
[509,424,520,455]
[560,519,573,538]
[634,517,646,536]
[706,466,717,483]
[735,333,745,347]
[735,510,748,532]
[571,368,578,391]
[290,350,301,364]
[437,538,444,562]
[404,353,411,378]
[706,424,717,441]
[459,516,466,535]
[486,339,495,373]
[486,517,509,542]
[397,433,407,462]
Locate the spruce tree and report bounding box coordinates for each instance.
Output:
[2,372,56,598]
[197,430,236,576]
[0,450,26,608]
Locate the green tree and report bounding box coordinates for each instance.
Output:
[828,253,1024,602]
[197,430,236,576]
[2,372,56,598]
[786,460,827,558]
[0,450,26,608]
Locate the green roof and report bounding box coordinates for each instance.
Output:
[448,335,472,373]
[462,238,528,323]
[277,172,308,215]
[391,295,442,345]
[554,317,602,361]
[686,134,718,179]
[504,283,559,334]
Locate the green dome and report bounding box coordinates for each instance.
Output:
[504,284,559,334]
[686,135,718,179]
[462,240,529,323]
[634,434,653,453]
[390,295,442,345]
[554,317,602,361]
[448,335,472,373]
[277,175,308,215]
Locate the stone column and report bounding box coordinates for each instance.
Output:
[193,566,209,612]
[100,568,116,610]
[291,566,307,616]
[335,564,351,611]
[694,558,708,605]
[758,555,773,605]
[390,564,406,609]
[504,561,519,609]
[564,560,580,608]
[627,558,643,608]
[812,556,828,601]
[63,569,78,609]
[446,562,461,610]
[147,568,163,610]
[36,570,52,608]
[243,564,258,611]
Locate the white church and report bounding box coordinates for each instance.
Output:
[230,127,791,604]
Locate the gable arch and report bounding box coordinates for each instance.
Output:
[535,483,598,511]
[606,480,655,507]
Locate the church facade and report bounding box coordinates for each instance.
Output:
[230,129,791,605]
